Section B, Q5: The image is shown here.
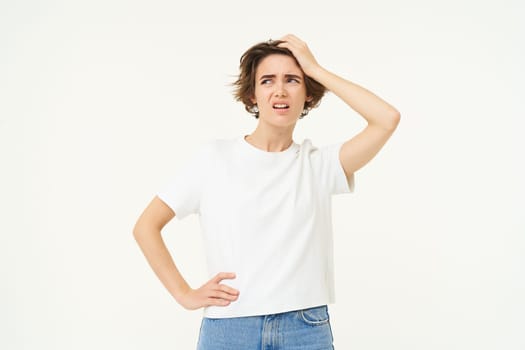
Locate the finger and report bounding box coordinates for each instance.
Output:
[277,39,307,57]
[218,284,240,295]
[210,290,239,301]
[280,33,299,42]
[277,41,297,55]
[212,272,236,283]
[206,297,231,307]
[279,34,302,46]
[277,40,291,48]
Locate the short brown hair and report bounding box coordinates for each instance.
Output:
[232,40,326,118]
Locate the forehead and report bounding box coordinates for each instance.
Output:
[256,54,303,76]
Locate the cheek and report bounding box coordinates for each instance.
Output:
[253,87,269,103]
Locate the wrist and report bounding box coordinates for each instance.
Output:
[172,282,192,302]
[305,65,328,83]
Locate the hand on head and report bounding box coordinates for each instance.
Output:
[276,34,321,77]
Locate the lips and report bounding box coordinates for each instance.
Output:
[272,103,289,109]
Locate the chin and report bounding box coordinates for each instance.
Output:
[265,115,299,127]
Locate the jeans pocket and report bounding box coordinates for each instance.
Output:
[299,305,330,326]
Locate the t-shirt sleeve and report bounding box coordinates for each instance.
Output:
[317,141,355,195]
[157,142,211,219]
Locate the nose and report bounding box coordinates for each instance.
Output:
[274,80,288,97]
[274,82,287,98]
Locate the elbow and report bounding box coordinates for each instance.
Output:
[133,221,150,242]
[385,109,401,131]
[133,220,162,243]
[132,223,143,242]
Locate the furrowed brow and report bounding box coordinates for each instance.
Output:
[258,74,302,81]
[285,74,302,81]
[259,74,276,81]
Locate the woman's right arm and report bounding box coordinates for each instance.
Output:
[133,196,239,310]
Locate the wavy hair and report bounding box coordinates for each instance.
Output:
[232,40,326,118]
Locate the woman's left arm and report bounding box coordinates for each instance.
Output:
[278,34,401,179]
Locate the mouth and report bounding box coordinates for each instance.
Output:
[272,103,289,110]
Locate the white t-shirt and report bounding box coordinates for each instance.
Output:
[158,135,354,318]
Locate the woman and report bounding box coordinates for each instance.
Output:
[133,34,400,349]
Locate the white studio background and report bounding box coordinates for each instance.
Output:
[1,0,523,349]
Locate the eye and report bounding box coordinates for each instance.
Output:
[287,77,300,83]
[260,79,272,85]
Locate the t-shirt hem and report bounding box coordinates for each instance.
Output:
[202,299,335,319]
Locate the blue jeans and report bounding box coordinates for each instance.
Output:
[197,305,334,349]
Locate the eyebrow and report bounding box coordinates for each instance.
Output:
[258,74,302,81]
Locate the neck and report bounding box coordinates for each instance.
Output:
[245,121,295,152]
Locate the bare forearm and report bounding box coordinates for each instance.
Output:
[133,228,190,302]
[277,35,399,129]
[133,196,239,310]
[309,66,400,129]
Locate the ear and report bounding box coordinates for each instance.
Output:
[250,96,257,104]
[306,95,313,103]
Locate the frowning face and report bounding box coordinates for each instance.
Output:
[251,54,312,128]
